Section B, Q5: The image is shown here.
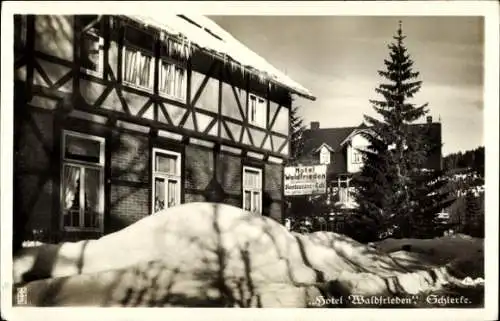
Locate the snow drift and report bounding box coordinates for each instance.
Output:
[12,202,484,307]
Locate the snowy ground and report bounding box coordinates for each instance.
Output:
[13,203,484,308]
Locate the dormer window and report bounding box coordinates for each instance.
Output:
[320,146,330,165]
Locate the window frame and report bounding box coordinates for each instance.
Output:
[121,25,156,93]
[79,16,105,78]
[337,176,352,204]
[248,93,267,127]
[319,146,331,165]
[60,130,105,232]
[158,55,187,102]
[242,165,263,214]
[352,147,364,164]
[151,147,182,214]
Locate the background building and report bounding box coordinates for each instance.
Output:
[299,116,442,209]
[13,14,314,244]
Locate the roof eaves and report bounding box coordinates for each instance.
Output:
[127,14,315,101]
[339,128,374,147]
[312,143,335,153]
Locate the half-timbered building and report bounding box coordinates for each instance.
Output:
[13,14,315,244]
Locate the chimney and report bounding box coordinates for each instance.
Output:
[310,121,320,130]
[426,116,433,124]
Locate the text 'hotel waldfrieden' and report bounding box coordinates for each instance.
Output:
[13,14,315,243]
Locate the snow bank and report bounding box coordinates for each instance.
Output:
[373,234,484,268]
[13,203,484,307]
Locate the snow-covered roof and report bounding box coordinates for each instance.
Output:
[312,142,335,153]
[126,14,315,101]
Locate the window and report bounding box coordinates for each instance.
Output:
[152,148,182,213]
[352,148,363,164]
[337,177,351,204]
[320,147,331,165]
[248,94,267,127]
[159,60,186,100]
[122,26,155,90]
[158,41,187,100]
[61,131,105,231]
[79,15,104,76]
[242,166,262,214]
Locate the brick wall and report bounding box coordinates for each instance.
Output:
[108,184,149,232]
[217,152,243,203]
[265,163,284,222]
[108,132,151,233]
[185,145,214,191]
[14,109,56,244]
[15,111,287,241]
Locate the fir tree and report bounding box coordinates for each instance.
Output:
[464,191,483,237]
[285,103,309,222]
[352,21,451,240]
[289,104,307,163]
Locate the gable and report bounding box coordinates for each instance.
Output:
[313,143,334,154]
[340,128,374,147]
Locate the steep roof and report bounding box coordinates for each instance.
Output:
[303,126,358,155]
[127,14,315,100]
[303,122,442,155]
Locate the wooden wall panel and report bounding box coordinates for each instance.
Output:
[37,59,72,92]
[108,41,120,80]
[194,76,218,113]
[194,112,214,133]
[28,95,58,111]
[34,15,74,62]
[80,79,107,106]
[164,102,187,126]
[272,106,289,135]
[248,128,267,149]
[101,89,124,112]
[272,135,287,153]
[121,90,150,117]
[221,82,244,121]
[15,66,28,82]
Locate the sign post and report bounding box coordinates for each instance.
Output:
[283,164,327,196]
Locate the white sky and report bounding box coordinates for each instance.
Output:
[210,15,484,156]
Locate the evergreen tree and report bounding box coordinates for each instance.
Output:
[285,103,309,222]
[464,191,484,237]
[352,21,451,240]
[289,104,307,163]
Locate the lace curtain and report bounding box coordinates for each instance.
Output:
[63,166,80,211]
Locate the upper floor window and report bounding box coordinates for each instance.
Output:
[79,15,104,76]
[320,147,331,165]
[242,166,262,214]
[352,148,363,164]
[61,130,105,232]
[152,148,182,213]
[248,94,267,127]
[159,42,187,100]
[122,26,155,90]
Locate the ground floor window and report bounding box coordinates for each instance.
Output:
[242,166,262,214]
[152,148,182,213]
[337,176,352,204]
[61,130,105,231]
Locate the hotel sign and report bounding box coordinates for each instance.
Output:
[284,165,327,196]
